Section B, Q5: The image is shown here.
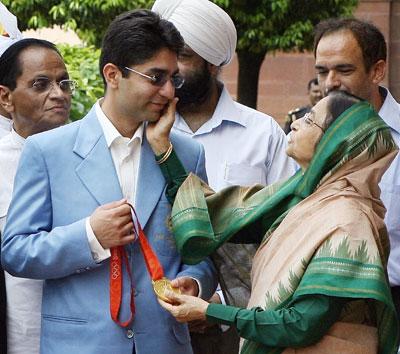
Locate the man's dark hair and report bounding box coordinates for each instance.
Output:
[99,9,184,86]
[313,18,387,72]
[307,78,318,91]
[324,90,363,129]
[0,38,60,90]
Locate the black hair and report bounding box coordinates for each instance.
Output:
[99,9,184,86]
[324,90,363,130]
[0,38,60,90]
[313,18,386,72]
[307,78,319,91]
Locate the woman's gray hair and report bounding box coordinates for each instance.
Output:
[324,91,363,130]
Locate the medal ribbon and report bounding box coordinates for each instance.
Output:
[109,245,135,327]
[109,203,164,327]
[129,204,164,281]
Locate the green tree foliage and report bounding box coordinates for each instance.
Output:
[6,0,358,108]
[3,0,153,47]
[57,44,103,120]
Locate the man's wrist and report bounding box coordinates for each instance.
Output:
[209,292,222,304]
[85,217,110,262]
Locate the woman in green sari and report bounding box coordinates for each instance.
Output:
[147,91,399,354]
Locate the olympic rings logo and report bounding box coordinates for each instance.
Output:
[111,261,120,279]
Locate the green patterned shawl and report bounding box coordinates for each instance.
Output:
[171,101,399,353]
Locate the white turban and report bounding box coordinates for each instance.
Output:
[0,2,23,57]
[152,0,237,66]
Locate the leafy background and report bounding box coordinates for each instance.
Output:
[58,44,103,121]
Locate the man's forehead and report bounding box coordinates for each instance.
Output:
[315,45,361,69]
[19,46,63,65]
[316,30,361,58]
[135,48,178,72]
[19,47,65,69]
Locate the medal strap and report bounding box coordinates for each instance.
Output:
[128,204,164,281]
[109,245,135,327]
[109,203,165,328]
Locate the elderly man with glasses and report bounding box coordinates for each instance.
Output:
[1,10,217,354]
[0,38,72,354]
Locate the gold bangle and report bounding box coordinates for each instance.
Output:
[156,142,173,165]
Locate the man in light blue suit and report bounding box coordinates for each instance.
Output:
[1,10,217,354]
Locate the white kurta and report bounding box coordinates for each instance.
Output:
[0,130,43,354]
[0,115,12,140]
[173,86,297,191]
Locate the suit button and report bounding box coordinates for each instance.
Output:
[126,329,134,339]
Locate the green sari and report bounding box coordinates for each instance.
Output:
[171,102,399,353]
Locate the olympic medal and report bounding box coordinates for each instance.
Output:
[153,278,180,303]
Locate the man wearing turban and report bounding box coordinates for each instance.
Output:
[152,1,296,353]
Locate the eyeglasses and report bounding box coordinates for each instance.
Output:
[32,77,77,95]
[123,66,184,89]
[303,112,325,132]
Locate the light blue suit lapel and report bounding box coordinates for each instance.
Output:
[135,136,165,228]
[73,107,123,205]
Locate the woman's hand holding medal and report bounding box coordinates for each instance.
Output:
[153,276,198,303]
[157,285,209,323]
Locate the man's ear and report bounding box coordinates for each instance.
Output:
[370,59,386,84]
[0,85,14,114]
[103,63,122,89]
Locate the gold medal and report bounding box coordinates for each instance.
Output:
[153,277,180,303]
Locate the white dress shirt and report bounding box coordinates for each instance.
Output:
[173,86,297,191]
[0,114,12,139]
[0,129,43,354]
[378,88,400,287]
[85,100,143,262]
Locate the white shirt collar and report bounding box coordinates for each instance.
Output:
[10,127,26,147]
[212,86,247,127]
[95,99,144,147]
[175,85,247,136]
[0,114,12,134]
[378,87,400,135]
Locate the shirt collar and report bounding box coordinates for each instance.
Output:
[95,99,143,147]
[211,86,247,126]
[0,114,12,132]
[378,87,400,135]
[10,128,25,147]
[175,85,247,135]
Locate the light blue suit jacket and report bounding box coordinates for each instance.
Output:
[2,106,217,354]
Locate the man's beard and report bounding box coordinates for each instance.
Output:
[176,63,213,111]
